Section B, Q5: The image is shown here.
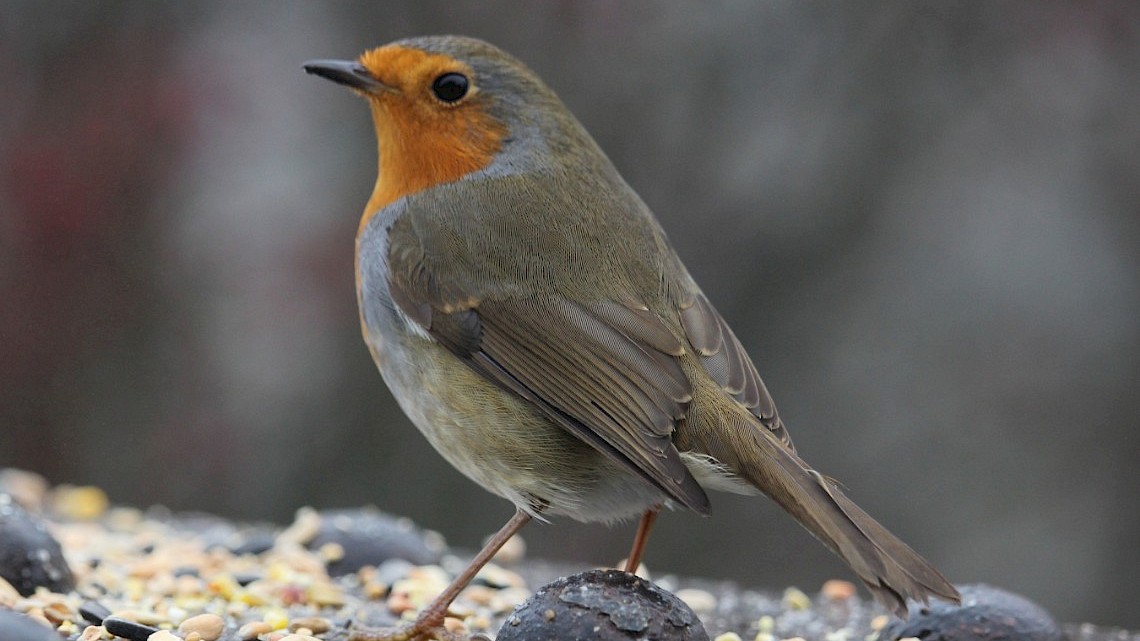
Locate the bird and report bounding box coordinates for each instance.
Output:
[303,35,959,641]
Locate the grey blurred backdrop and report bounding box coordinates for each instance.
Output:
[1,1,1137,627]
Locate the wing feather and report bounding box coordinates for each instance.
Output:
[681,293,791,450]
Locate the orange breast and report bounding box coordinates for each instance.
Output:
[357,45,506,232]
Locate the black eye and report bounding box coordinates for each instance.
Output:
[431,72,469,103]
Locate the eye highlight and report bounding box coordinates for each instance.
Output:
[431,72,469,103]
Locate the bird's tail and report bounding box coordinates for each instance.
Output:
[734,423,960,617]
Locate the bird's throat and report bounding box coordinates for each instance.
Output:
[360,99,505,232]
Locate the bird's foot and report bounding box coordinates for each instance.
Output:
[349,614,468,641]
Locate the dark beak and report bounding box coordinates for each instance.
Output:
[302,59,391,93]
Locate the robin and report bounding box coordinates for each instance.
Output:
[304,36,959,641]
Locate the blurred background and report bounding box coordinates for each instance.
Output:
[1,0,1137,627]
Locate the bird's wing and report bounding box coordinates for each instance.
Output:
[678,292,792,451]
[385,218,711,514]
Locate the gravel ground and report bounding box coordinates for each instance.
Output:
[0,471,1135,641]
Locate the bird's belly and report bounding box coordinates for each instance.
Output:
[370,327,665,523]
[356,213,667,522]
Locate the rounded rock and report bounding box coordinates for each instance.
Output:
[237,620,273,640]
[179,613,225,641]
[0,494,75,595]
[305,508,444,576]
[0,469,49,511]
[0,609,57,641]
[103,615,160,641]
[881,584,1064,641]
[289,617,332,634]
[79,600,112,625]
[497,569,708,641]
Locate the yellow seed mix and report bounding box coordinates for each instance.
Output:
[443,617,467,634]
[318,542,345,563]
[826,628,853,641]
[78,626,107,641]
[306,581,346,606]
[207,575,241,600]
[178,612,225,641]
[263,608,290,630]
[821,579,856,601]
[469,615,493,631]
[237,621,274,640]
[51,485,110,521]
[675,588,717,613]
[289,617,331,634]
[0,576,20,606]
[782,586,811,611]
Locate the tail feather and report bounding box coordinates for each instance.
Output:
[738,426,960,618]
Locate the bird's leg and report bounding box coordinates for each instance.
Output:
[350,508,533,641]
[623,506,660,573]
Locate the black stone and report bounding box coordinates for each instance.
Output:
[497,569,708,641]
[79,600,112,625]
[102,616,160,641]
[0,494,75,595]
[172,565,200,578]
[227,530,277,556]
[233,570,263,586]
[307,508,443,576]
[882,584,1064,641]
[0,610,58,641]
[164,511,276,556]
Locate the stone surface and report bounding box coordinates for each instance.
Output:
[0,494,74,596]
[102,615,160,641]
[0,470,1133,641]
[882,584,1065,641]
[78,600,111,625]
[0,609,57,641]
[306,508,444,575]
[498,569,708,641]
